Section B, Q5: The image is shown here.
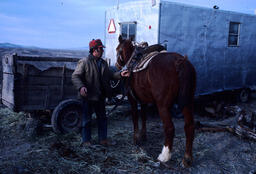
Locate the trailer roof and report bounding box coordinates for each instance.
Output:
[107,0,256,18]
[161,0,256,17]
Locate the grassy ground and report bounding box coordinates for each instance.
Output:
[0,100,256,174]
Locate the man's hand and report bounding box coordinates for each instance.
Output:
[80,86,87,97]
[121,70,130,77]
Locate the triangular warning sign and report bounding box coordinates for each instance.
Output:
[108,19,116,34]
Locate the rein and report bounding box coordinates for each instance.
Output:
[117,45,146,103]
[106,77,126,117]
[106,94,125,117]
[110,79,121,88]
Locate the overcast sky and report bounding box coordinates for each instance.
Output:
[0,0,255,49]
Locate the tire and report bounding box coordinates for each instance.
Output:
[238,88,250,103]
[51,99,82,134]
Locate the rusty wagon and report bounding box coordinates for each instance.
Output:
[1,53,85,133]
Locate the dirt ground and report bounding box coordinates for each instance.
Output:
[0,95,256,174]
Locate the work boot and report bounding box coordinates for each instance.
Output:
[99,139,109,146]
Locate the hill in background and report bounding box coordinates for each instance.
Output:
[0,43,89,58]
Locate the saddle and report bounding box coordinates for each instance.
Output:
[128,43,166,72]
[133,51,162,72]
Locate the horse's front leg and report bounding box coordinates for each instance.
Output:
[140,103,147,142]
[128,93,139,145]
[157,105,175,163]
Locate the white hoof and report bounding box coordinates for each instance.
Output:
[157,146,171,162]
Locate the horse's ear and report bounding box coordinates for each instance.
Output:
[118,35,123,43]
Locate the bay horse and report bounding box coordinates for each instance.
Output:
[115,35,196,167]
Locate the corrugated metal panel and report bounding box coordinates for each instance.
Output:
[159,1,256,95]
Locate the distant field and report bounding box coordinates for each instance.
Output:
[0,47,88,58]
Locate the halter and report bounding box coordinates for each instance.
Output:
[116,43,138,71]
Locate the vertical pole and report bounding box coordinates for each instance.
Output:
[22,63,28,106]
[104,10,106,58]
[152,0,156,6]
[61,65,66,100]
[157,1,162,44]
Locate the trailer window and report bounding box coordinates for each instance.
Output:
[228,22,240,46]
[120,22,136,41]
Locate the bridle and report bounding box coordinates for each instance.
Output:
[115,40,142,103]
[116,42,136,70]
[115,48,125,70]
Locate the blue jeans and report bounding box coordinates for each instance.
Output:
[81,99,107,142]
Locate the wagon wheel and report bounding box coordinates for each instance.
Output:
[51,99,82,134]
[238,88,250,103]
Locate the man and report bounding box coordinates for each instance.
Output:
[72,39,129,146]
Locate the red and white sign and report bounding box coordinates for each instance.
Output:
[108,19,116,34]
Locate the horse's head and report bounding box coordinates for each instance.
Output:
[115,35,135,70]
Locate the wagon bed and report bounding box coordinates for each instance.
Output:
[2,53,79,112]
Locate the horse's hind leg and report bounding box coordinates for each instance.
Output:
[182,105,195,167]
[157,105,174,162]
[140,103,147,141]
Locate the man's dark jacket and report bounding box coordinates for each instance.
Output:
[72,54,121,101]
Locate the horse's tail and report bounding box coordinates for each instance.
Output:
[176,54,196,110]
[175,54,187,70]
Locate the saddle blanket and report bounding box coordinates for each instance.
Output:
[133,50,166,72]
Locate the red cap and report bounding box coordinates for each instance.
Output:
[89,39,105,49]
